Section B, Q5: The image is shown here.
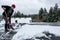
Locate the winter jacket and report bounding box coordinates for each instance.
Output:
[2,5,14,17]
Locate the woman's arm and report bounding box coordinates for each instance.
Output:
[1,5,10,8]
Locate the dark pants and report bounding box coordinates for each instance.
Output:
[3,16,11,32]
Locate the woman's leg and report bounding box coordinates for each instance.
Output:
[9,17,14,30]
[3,16,8,32]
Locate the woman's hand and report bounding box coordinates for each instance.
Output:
[2,7,6,11]
[7,17,9,20]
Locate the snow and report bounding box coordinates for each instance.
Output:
[11,18,31,23]
[0,18,31,24]
[12,24,60,40]
[0,18,60,40]
[0,19,5,24]
[0,18,31,31]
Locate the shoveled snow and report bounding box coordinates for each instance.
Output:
[0,18,31,33]
[12,24,60,40]
[0,18,31,24]
[0,18,60,40]
[0,19,5,24]
[11,18,31,23]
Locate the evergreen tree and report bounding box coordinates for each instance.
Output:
[44,8,47,13]
[53,3,58,22]
[39,8,44,19]
[47,7,54,22]
[54,3,58,11]
[47,3,58,22]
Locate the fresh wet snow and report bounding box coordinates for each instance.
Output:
[12,24,60,40]
[0,18,60,40]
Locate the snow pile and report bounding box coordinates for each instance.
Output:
[0,19,5,24]
[25,31,60,40]
[0,18,31,24]
[12,24,60,40]
[0,17,31,30]
[14,18,31,23]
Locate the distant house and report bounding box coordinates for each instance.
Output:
[32,13,48,22]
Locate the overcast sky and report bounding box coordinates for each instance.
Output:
[0,0,60,15]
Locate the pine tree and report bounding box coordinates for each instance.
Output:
[44,8,47,13]
[47,7,54,22]
[39,8,44,19]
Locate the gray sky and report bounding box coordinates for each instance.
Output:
[0,0,60,15]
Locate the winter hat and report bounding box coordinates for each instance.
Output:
[11,4,16,8]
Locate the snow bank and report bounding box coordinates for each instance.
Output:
[14,18,31,23]
[12,24,60,40]
[0,18,31,24]
[0,18,31,32]
[0,19,5,24]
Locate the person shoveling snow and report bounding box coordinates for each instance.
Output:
[1,4,16,32]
